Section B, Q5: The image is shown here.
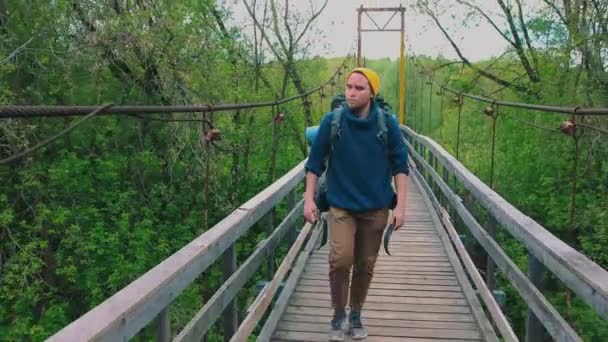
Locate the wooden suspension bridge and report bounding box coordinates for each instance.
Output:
[45,126,608,342]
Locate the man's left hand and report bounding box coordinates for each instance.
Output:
[393,204,406,230]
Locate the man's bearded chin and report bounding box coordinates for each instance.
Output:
[348,101,367,114]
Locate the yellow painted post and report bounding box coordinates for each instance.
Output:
[398,7,406,125]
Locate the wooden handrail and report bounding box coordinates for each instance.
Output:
[48,160,306,341]
[407,145,571,341]
[408,165,503,341]
[230,221,314,341]
[407,156,517,341]
[256,219,323,341]
[174,199,305,341]
[401,125,608,321]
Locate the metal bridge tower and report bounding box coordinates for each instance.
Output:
[357,5,407,125]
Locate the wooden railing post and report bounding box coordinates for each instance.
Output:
[421,145,428,181]
[156,307,170,342]
[487,216,497,291]
[287,190,297,244]
[462,190,474,252]
[430,154,439,198]
[222,246,238,341]
[264,213,275,279]
[526,253,546,342]
[449,174,458,220]
[441,167,450,211]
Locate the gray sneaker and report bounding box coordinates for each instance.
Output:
[329,311,346,341]
[328,326,345,341]
[349,311,368,340]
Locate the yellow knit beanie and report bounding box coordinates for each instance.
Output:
[346,67,381,96]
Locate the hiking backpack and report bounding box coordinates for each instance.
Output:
[313,94,397,213]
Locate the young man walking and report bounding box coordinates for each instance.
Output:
[304,67,410,341]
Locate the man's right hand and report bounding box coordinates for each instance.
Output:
[304,198,319,223]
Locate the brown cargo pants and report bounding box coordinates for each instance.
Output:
[328,206,390,312]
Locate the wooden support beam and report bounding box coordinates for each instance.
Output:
[264,212,275,279]
[287,190,297,244]
[526,254,546,342]
[487,217,497,291]
[230,221,314,341]
[156,307,170,342]
[222,246,238,341]
[174,200,304,342]
[256,224,323,341]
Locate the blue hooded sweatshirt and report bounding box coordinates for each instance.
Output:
[305,100,409,212]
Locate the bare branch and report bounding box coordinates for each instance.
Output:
[590,0,608,34]
[294,0,328,44]
[1,34,37,65]
[543,0,568,26]
[496,0,540,82]
[243,0,286,64]
[251,0,273,93]
[269,0,289,54]
[282,0,294,50]
[72,2,171,104]
[515,0,539,71]
[455,0,516,46]
[24,42,102,55]
[419,2,531,94]
[431,61,464,71]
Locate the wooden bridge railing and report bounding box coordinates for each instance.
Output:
[46,125,607,342]
[48,160,309,342]
[401,125,608,342]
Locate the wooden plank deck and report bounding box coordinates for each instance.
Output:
[270,179,496,341]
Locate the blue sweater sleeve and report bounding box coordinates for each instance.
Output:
[387,115,410,176]
[305,113,333,176]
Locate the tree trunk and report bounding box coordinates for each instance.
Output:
[0,0,6,31]
[286,61,313,128]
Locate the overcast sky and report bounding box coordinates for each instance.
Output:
[221,0,533,62]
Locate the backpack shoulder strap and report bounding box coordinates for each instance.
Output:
[376,107,389,147]
[323,107,343,171]
[330,107,342,152]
